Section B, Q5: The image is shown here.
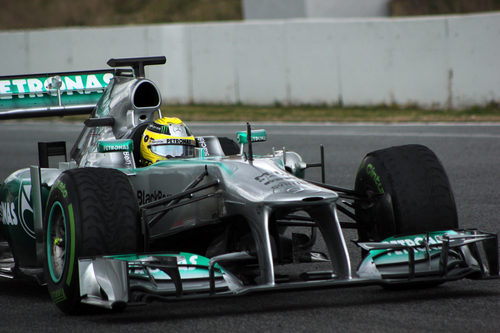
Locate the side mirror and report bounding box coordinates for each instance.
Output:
[236,129,267,144]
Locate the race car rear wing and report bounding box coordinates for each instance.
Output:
[0,69,116,119]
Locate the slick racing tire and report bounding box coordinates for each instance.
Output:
[354,144,458,242]
[43,168,140,314]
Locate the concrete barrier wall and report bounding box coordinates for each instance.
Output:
[1,12,499,108]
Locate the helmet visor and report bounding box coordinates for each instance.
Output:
[150,144,194,158]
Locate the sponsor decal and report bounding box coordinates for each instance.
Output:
[366,163,384,194]
[178,254,199,270]
[97,139,133,153]
[1,201,18,226]
[196,137,210,157]
[0,180,35,238]
[147,123,163,134]
[19,181,35,238]
[55,180,68,199]
[376,233,453,257]
[151,138,194,146]
[252,136,266,142]
[255,170,292,185]
[360,232,458,269]
[147,123,189,137]
[123,151,133,168]
[50,289,67,303]
[0,73,113,100]
[168,123,187,137]
[236,129,267,144]
[255,170,306,193]
[137,190,167,205]
[101,144,127,152]
[255,170,304,186]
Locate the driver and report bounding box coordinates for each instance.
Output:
[139,117,195,166]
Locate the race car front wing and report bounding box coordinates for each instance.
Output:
[78,229,498,309]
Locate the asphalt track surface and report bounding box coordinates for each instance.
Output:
[0,121,499,332]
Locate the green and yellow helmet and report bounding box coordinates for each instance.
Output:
[140,117,195,165]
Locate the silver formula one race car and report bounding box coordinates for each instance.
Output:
[0,57,498,314]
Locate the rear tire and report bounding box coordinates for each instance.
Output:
[43,168,140,314]
[354,144,458,242]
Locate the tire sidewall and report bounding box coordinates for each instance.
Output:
[43,173,82,313]
[355,155,388,196]
[355,154,396,240]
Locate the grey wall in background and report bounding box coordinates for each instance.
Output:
[1,12,499,108]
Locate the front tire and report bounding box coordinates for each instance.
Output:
[354,144,458,242]
[44,168,140,314]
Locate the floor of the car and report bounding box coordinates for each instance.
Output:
[0,241,14,278]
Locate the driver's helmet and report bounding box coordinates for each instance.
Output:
[140,117,195,165]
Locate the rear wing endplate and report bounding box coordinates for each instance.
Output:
[0,69,115,119]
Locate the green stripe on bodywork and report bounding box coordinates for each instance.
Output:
[66,204,76,286]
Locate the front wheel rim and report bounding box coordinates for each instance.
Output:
[47,201,67,283]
